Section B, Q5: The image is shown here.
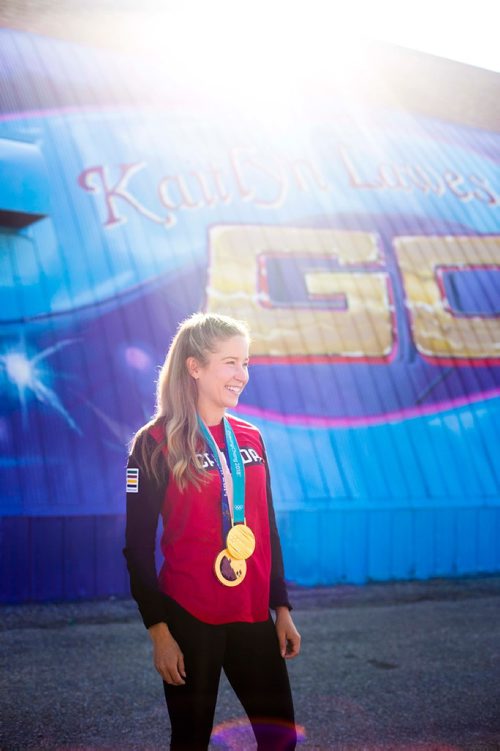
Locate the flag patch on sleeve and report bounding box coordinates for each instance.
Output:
[126,467,139,493]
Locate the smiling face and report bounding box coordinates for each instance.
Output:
[187,335,250,425]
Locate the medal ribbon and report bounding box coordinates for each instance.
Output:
[197,416,246,537]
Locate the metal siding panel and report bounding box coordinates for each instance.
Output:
[457,412,499,497]
[414,510,435,579]
[368,510,392,581]
[343,509,369,583]
[299,511,324,585]
[426,415,474,499]
[376,425,412,502]
[456,509,478,574]
[350,432,390,500]
[31,517,64,601]
[285,511,322,586]
[296,429,331,502]
[278,511,298,585]
[334,431,371,500]
[435,509,457,576]
[392,426,429,499]
[477,509,497,573]
[0,517,32,602]
[497,511,500,569]
[322,510,343,583]
[325,432,352,499]
[279,511,302,585]
[409,420,448,499]
[0,515,132,603]
[95,515,129,597]
[310,430,348,500]
[391,509,414,579]
[265,428,304,505]
[0,137,50,217]
[63,516,96,599]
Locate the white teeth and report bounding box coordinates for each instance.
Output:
[226,386,240,394]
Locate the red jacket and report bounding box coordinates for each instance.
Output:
[124,414,291,627]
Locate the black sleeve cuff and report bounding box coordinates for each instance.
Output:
[269,578,293,611]
[122,545,169,629]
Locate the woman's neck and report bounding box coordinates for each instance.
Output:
[198,404,225,427]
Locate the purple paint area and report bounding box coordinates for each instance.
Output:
[220,556,238,582]
[443,268,500,316]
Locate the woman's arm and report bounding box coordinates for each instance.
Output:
[261,441,293,610]
[123,432,187,683]
[123,432,169,629]
[274,606,301,659]
[261,440,301,659]
[148,622,186,685]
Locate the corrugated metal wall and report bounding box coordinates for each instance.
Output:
[1,25,499,602]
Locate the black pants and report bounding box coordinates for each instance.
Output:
[161,596,297,751]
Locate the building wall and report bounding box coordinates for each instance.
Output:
[1,29,499,601]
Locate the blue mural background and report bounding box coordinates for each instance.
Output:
[1,30,499,601]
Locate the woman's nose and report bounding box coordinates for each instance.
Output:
[237,364,248,381]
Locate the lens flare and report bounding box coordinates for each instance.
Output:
[211,715,306,749]
[0,339,80,431]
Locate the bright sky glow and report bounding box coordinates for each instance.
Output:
[114,0,499,114]
[359,0,499,73]
[3,1,499,74]
[152,0,500,75]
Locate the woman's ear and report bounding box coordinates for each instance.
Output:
[186,356,200,379]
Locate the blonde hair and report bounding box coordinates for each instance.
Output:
[132,312,249,490]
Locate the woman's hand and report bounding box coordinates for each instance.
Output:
[274,606,301,659]
[148,622,186,685]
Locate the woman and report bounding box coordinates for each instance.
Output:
[124,312,300,751]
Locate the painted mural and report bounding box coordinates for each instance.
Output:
[1,29,499,601]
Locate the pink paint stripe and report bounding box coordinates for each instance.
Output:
[235,388,500,428]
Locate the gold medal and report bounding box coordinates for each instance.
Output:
[214,549,247,587]
[226,523,256,560]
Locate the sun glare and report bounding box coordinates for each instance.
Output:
[113,3,373,114]
[80,0,498,119]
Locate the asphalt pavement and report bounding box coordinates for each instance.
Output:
[1,577,500,751]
